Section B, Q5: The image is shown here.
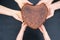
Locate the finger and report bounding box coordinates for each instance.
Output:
[46,8,54,19]
[39,24,47,33]
[36,0,43,5]
[42,0,53,4]
[16,22,27,40]
[15,0,33,8]
[37,0,53,5]
[0,5,23,22]
[26,0,33,4]
[13,11,23,22]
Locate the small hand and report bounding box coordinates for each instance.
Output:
[39,25,51,40]
[0,5,23,22]
[15,0,33,8]
[16,22,27,40]
[47,1,60,19]
[37,1,60,19]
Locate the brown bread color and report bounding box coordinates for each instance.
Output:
[21,3,48,29]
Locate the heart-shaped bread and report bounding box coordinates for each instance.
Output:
[21,3,48,29]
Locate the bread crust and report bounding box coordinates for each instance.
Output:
[21,3,48,29]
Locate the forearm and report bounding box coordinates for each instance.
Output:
[16,23,27,40]
[39,25,51,40]
[43,31,51,40]
[50,1,60,10]
[0,5,18,16]
[15,0,24,8]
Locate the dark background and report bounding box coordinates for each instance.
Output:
[0,0,60,40]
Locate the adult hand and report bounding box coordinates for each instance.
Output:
[0,5,23,22]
